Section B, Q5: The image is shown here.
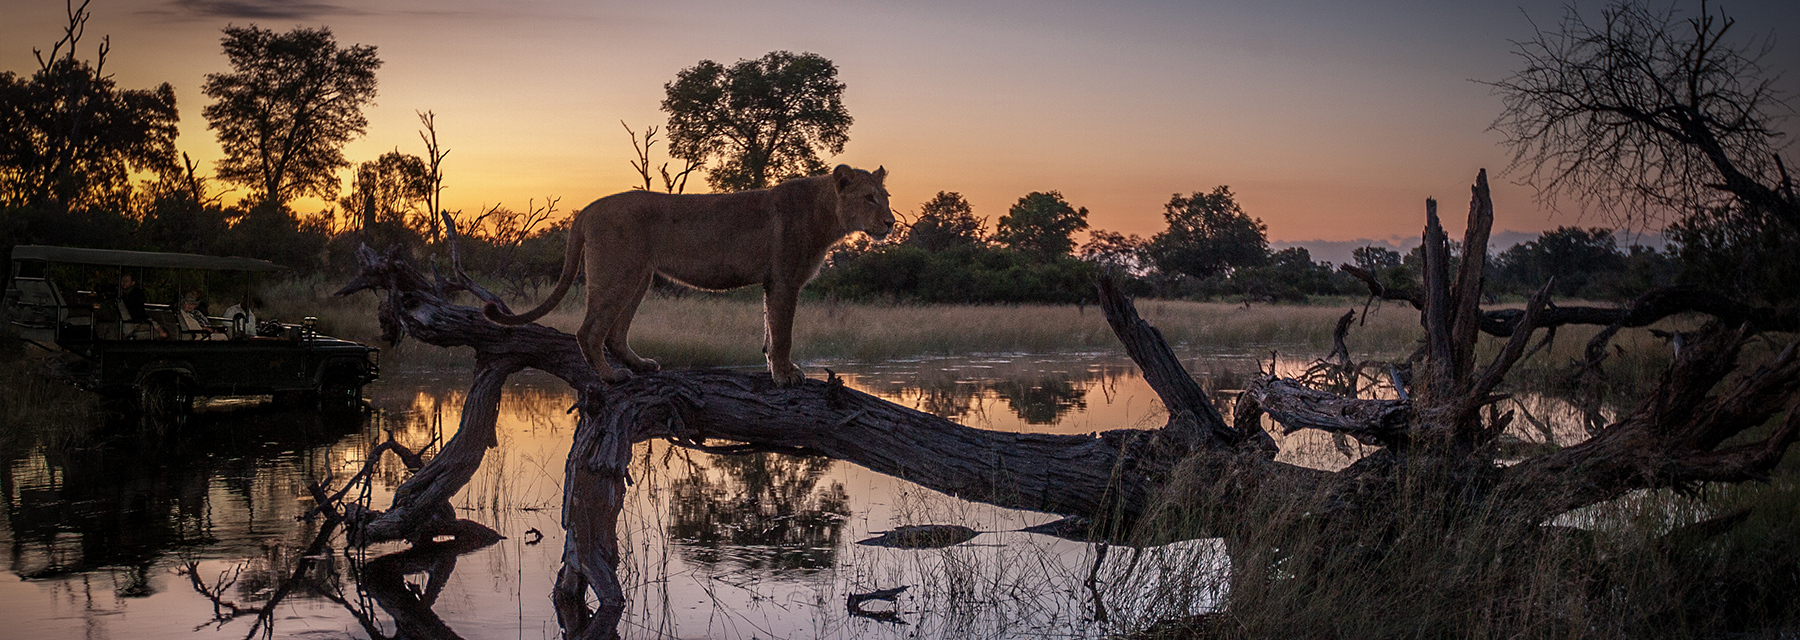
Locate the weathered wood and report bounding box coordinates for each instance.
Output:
[1243,376,1410,448]
[1097,274,1236,451]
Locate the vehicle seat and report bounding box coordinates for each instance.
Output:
[224,304,257,339]
[178,308,227,341]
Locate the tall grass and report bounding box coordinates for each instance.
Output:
[1125,448,1800,640]
[534,295,1428,367]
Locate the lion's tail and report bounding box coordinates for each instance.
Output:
[483,219,583,326]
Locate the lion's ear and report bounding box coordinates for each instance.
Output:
[833,164,855,190]
[872,166,887,182]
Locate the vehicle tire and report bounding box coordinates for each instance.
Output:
[139,372,194,417]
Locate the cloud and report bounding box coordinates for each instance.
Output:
[160,0,365,20]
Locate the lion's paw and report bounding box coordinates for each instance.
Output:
[627,357,661,373]
[770,364,806,387]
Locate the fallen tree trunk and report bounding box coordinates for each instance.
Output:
[330,172,1799,637]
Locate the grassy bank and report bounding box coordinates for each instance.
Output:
[284,277,1430,368]
[263,276,1707,402]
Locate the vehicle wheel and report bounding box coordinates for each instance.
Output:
[139,372,194,417]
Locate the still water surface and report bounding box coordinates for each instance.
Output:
[1,349,1607,639]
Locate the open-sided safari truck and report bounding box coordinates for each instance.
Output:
[3,245,380,415]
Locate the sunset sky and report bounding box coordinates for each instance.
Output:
[4,0,1796,260]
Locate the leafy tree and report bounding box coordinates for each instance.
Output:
[995,191,1089,257]
[1146,186,1268,279]
[1669,204,1800,303]
[203,25,381,207]
[811,243,1096,304]
[0,0,177,210]
[1492,226,1625,297]
[662,51,852,192]
[338,151,428,244]
[1352,246,1402,272]
[1078,229,1148,274]
[135,155,233,254]
[902,191,985,251]
[1488,0,1797,232]
[1228,247,1343,302]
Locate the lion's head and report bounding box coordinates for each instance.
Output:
[833,164,894,241]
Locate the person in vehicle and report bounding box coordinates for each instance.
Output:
[177,291,227,340]
[118,273,167,339]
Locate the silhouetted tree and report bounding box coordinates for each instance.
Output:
[662,51,852,192]
[902,191,985,251]
[995,191,1089,258]
[1079,229,1148,274]
[1492,226,1625,297]
[203,25,381,207]
[1146,186,1268,279]
[1352,246,1402,272]
[0,0,177,210]
[1488,0,1797,232]
[339,151,428,246]
[1669,204,1800,303]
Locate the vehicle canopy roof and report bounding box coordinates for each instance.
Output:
[9,245,287,272]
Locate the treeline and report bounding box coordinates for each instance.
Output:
[810,189,1699,305]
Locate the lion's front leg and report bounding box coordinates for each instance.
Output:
[762,284,804,386]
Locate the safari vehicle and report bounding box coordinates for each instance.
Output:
[3,245,380,415]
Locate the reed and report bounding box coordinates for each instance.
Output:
[1124,449,1800,639]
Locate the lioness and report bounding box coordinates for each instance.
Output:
[483,164,894,386]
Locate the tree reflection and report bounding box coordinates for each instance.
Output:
[991,376,1087,424]
[864,363,1116,426]
[667,451,850,570]
[2,408,362,588]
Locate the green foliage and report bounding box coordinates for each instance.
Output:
[1669,204,1800,304]
[203,25,381,207]
[0,26,178,210]
[1079,229,1149,275]
[1146,186,1268,279]
[902,191,985,251]
[662,51,851,192]
[1492,227,1624,297]
[1225,247,1355,302]
[811,243,1097,304]
[994,191,1090,258]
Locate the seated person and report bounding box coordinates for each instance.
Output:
[177,291,227,341]
[117,273,167,340]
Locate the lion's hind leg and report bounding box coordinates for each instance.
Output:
[576,308,626,383]
[605,271,660,374]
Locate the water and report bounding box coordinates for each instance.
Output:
[0,349,1609,639]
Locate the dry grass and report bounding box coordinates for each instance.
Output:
[257,278,1695,404]
[530,295,1429,368]
[1127,450,1800,640]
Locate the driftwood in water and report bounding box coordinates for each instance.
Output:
[329,173,1799,637]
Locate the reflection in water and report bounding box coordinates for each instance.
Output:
[667,450,850,571]
[0,350,1626,639]
[3,410,362,587]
